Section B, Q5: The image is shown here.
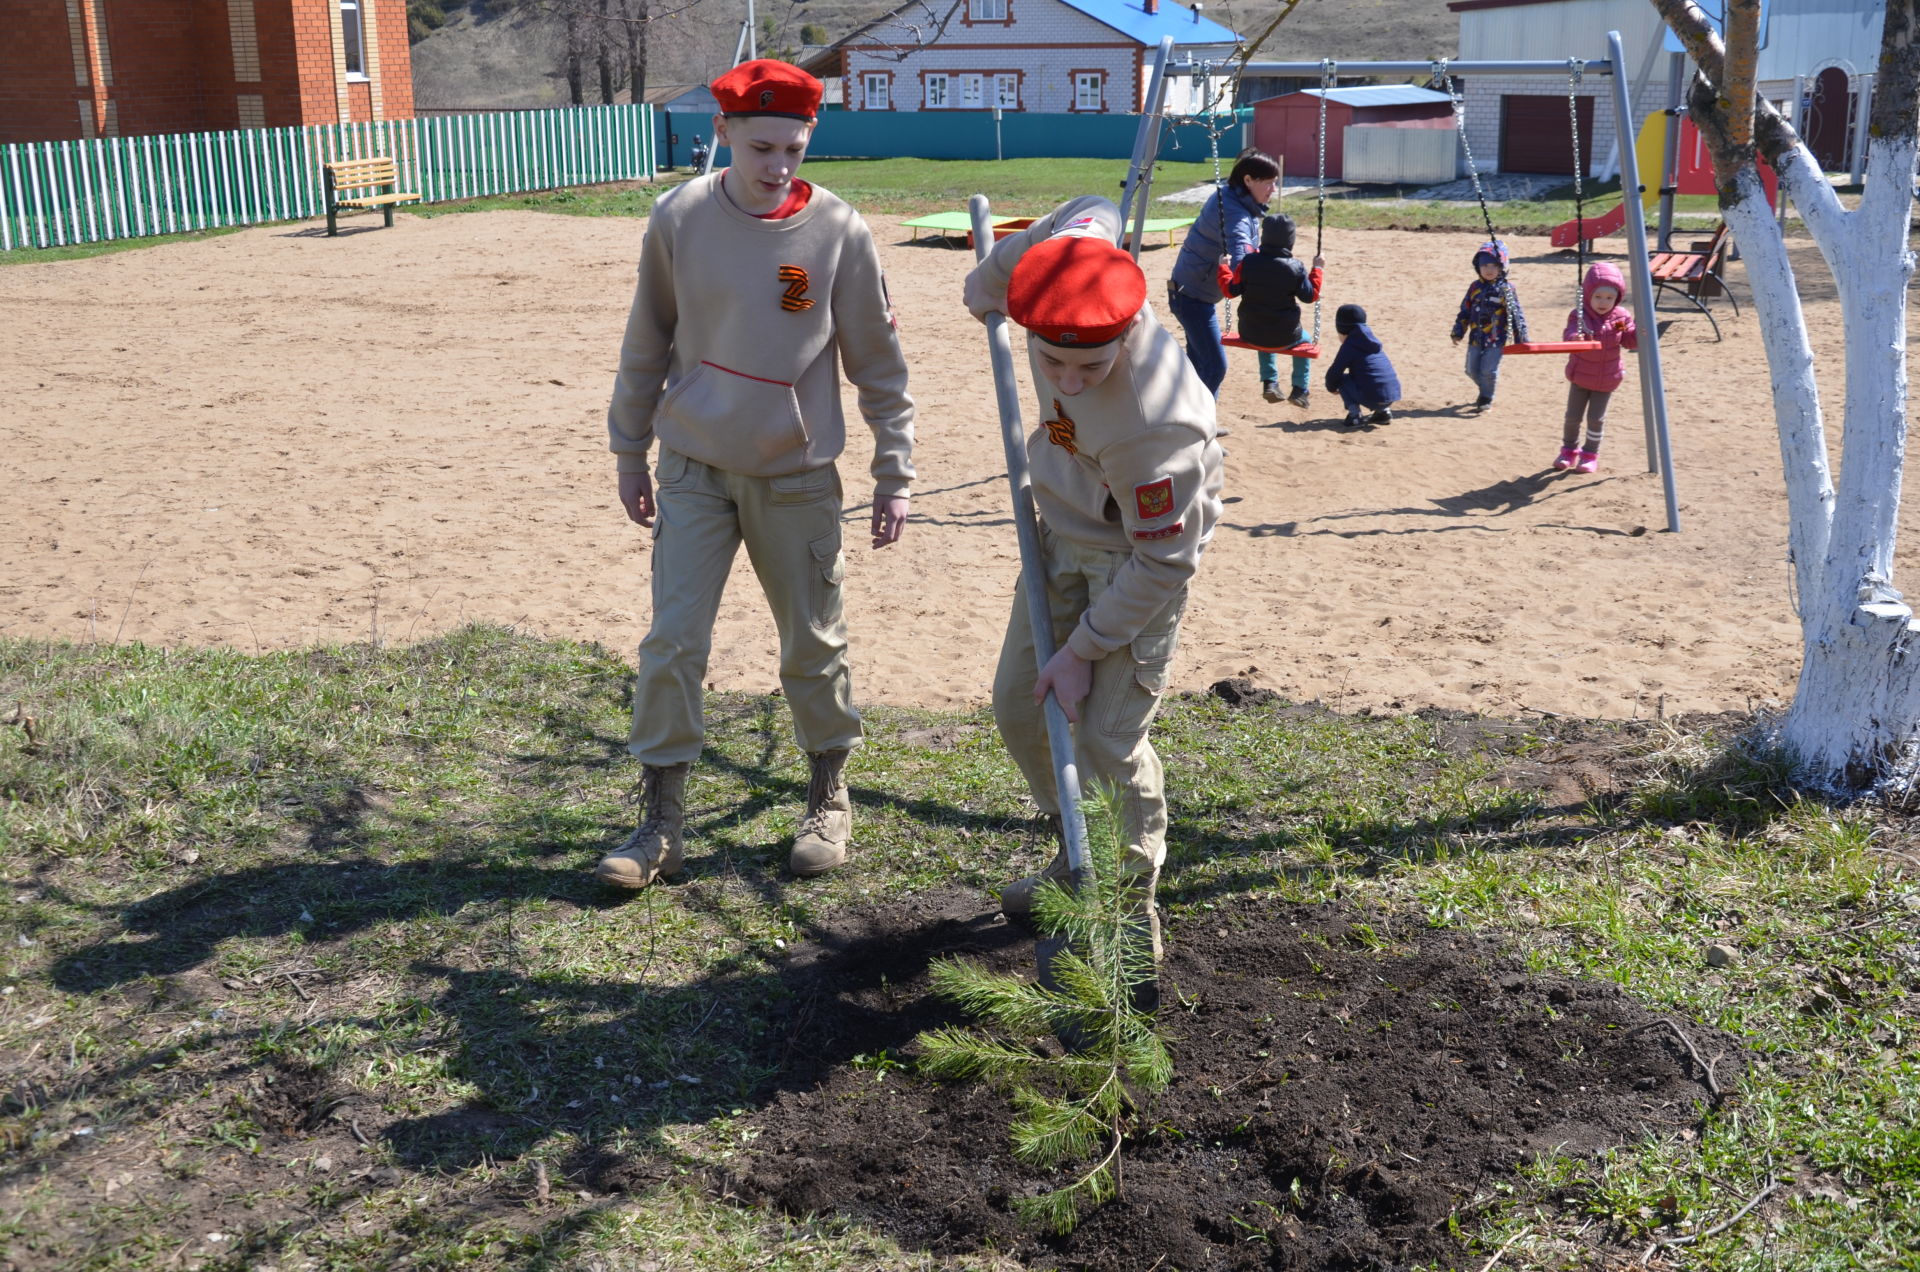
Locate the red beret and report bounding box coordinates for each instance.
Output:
[711,59,823,120]
[1006,235,1146,347]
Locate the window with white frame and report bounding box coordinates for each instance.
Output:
[340,0,367,78]
[863,72,890,110]
[960,74,983,108]
[971,0,1008,20]
[1074,72,1103,111]
[994,73,1018,108]
[925,73,950,109]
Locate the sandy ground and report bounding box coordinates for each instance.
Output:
[4,206,1906,719]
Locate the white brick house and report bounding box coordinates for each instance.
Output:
[813,0,1240,116]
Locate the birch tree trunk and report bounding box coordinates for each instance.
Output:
[1651,0,1919,788]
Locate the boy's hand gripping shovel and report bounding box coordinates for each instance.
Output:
[968,195,1158,1022]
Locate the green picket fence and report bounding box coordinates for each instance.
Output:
[0,104,655,251]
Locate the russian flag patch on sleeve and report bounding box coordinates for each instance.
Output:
[1134,476,1175,520]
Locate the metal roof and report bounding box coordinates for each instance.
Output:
[1049,0,1241,47]
[1290,85,1455,107]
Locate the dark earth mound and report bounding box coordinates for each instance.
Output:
[715,888,1737,1271]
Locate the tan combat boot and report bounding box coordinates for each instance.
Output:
[999,815,1071,926]
[594,763,690,889]
[789,748,852,877]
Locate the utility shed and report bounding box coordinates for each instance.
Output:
[1251,85,1454,180]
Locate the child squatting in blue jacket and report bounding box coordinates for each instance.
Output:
[1323,304,1401,427]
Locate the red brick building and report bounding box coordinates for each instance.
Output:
[1,0,415,144]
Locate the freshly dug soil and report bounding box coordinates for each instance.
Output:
[718,887,1736,1271]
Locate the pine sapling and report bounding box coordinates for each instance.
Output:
[917,790,1172,1233]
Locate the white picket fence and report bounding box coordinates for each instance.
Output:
[0,104,655,251]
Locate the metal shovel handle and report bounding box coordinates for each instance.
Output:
[968,193,1090,882]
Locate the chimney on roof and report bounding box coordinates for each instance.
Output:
[1143,0,1156,13]
[1192,3,1202,22]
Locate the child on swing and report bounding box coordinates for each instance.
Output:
[1554,261,1637,474]
[1222,213,1324,406]
[1450,240,1524,412]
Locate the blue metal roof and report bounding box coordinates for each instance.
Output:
[1053,0,1241,47]
[1296,85,1454,108]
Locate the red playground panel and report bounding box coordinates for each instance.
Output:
[1549,201,1627,249]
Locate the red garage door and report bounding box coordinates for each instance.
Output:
[1498,94,1594,175]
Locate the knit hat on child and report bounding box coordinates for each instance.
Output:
[1334,303,1367,334]
[1472,240,1509,271]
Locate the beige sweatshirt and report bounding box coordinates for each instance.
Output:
[967,196,1225,661]
[607,172,915,496]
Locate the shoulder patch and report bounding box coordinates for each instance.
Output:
[1134,476,1175,521]
[1134,521,1185,541]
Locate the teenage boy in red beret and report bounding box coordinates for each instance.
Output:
[597,59,915,889]
[963,197,1224,950]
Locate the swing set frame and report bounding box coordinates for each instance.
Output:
[1122,30,1681,534]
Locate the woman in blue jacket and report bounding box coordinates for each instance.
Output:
[1167,149,1281,397]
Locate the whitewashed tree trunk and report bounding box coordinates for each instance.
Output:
[1653,0,1919,788]
[1773,135,1920,784]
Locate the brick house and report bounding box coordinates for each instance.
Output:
[807,0,1240,117]
[1,0,415,145]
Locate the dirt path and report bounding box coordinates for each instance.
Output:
[4,209,1900,718]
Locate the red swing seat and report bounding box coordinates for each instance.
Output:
[1503,340,1603,354]
[1223,333,1320,358]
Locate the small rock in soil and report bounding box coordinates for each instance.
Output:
[1705,942,1738,968]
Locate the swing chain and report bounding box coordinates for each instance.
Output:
[1566,57,1590,338]
[1312,58,1333,345]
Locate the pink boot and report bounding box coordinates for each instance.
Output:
[1574,450,1600,474]
[1553,446,1580,470]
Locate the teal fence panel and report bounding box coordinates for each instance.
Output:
[0,104,654,251]
[795,109,1249,164]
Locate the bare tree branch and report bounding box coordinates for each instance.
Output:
[848,1,966,65]
[1646,0,1849,236]
[1724,0,1759,151]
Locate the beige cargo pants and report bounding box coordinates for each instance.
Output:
[629,449,862,765]
[992,525,1186,877]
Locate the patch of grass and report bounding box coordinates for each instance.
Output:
[2,628,1915,1268]
[0,225,243,267]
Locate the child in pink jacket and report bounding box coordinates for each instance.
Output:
[1553,261,1638,474]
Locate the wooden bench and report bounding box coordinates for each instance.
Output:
[322,156,421,236]
[1648,222,1736,340]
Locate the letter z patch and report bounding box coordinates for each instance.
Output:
[778,265,815,312]
[1134,476,1175,520]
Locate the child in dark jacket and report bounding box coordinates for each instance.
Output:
[1450,240,1524,411]
[1553,261,1638,474]
[1323,304,1401,426]
[1224,213,1323,407]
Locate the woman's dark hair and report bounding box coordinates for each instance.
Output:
[1226,149,1281,196]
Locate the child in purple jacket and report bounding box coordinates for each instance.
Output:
[1554,261,1638,474]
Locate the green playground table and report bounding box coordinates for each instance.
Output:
[901,210,1010,246]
